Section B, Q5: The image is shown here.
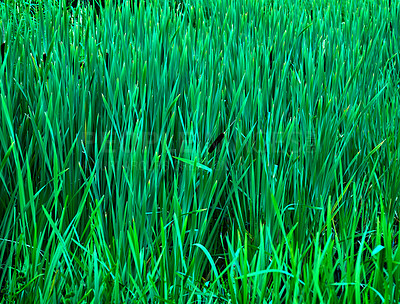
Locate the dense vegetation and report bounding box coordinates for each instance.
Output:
[0,0,399,302]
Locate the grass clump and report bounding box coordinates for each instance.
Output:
[0,0,399,302]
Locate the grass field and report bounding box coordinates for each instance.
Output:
[0,0,399,302]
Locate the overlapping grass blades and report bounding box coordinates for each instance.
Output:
[0,0,399,302]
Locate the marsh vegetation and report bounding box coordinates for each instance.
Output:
[0,0,399,302]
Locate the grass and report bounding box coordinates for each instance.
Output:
[0,0,399,302]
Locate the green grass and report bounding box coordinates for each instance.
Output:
[0,0,399,302]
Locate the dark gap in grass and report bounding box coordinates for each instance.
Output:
[105,51,109,70]
[269,48,273,70]
[0,41,5,59]
[208,133,224,153]
[42,52,47,66]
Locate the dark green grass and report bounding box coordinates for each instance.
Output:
[0,0,399,302]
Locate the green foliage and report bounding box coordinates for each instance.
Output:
[0,0,399,302]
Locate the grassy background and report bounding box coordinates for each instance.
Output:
[0,0,399,302]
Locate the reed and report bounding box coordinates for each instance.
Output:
[0,0,399,302]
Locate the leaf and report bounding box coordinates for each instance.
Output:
[173,156,212,173]
[371,245,385,256]
[0,142,14,172]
